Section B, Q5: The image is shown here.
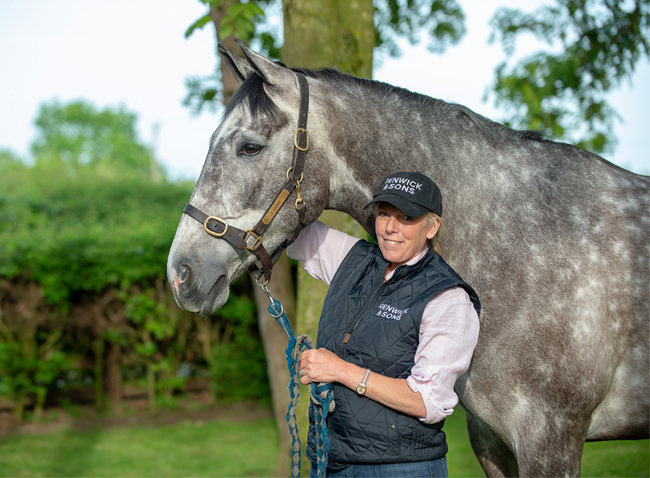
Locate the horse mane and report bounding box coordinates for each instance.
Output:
[296,67,545,143]
[225,66,544,143]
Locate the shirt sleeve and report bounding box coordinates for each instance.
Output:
[406,286,480,424]
[286,220,360,285]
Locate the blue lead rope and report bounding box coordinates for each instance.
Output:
[265,293,334,478]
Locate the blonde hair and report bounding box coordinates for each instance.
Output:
[426,212,444,256]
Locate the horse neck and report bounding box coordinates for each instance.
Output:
[311,79,487,226]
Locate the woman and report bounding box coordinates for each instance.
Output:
[287,171,481,478]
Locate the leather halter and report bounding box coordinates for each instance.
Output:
[182,72,310,284]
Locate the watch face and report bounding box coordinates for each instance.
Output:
[356,384,366,395]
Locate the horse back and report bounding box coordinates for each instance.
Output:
[452,140,649,442]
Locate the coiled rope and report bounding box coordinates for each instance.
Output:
[261,284,334,478]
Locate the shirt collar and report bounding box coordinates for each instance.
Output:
[384,246,430,281]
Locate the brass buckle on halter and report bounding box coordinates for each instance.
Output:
[295,178,305,211]
[287,168,305,210]
[245,230,262,251]
[294,128,310,152]
[204,216,228,237]
[286,167,304,183]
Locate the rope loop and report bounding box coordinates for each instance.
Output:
[286,336,333,478]
[259,282,333,478]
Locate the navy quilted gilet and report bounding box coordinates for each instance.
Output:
[306,240,480,469]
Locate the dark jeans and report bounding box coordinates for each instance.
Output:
[310,457,448,478]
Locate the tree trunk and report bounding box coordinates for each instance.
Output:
[210,1,244,105]
[252,254,295,475]
[104,339,123,414]
[147,361,156,413]
[282,0,374,475]
[282,0,374,77]
[93,337,106,411]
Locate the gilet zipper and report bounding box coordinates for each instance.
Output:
[339,268,389,352]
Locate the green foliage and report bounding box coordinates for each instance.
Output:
[30,99,156,177]
[373,0,466,55]
[0,98,273,418]
[0,156,194,416]
[211,291,270,402]
[0,276,70,420]
[125,291,174,341]
[489,0,650,153]
[0,148,270,415]
[0,160,192,305]
[0,341,69,420]
[220,2,265,40]
[0,148,25,173]
[184,9,213,38]
[122,284,193,409]
[185,0,278,51]
[183,72,224,116]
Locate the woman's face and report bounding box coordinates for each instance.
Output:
[375,202,440,271]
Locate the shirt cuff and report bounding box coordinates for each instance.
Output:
[406,374,454,424]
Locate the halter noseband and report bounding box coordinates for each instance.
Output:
[182,72,311,284]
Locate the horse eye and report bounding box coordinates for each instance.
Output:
[240,143,262,156]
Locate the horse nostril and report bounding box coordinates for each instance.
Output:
[171,263,192,296]
[178,264,191,282]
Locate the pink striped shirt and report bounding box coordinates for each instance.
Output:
[286,220,479,424]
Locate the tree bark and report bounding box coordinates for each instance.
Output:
[210,1,243,104]
[93,337,105,411]
[283,0,374,77]
[103,295,127,415]
[252,254,295,475]
[104,339,123,414]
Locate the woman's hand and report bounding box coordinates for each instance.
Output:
[299,348,347,384]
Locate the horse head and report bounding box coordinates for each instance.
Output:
[167,41,329,315]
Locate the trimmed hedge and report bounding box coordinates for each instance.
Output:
[0,159,268,418]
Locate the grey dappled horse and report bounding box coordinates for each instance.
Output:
[167,42,649,477]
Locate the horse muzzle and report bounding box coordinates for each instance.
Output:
[167,256,230,317]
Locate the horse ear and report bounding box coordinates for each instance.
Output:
[218,42,252,85]
[235,39,290,86]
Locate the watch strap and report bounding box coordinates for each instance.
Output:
[360,368,371,386]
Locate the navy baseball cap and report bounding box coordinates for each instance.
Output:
[364,171,442,217]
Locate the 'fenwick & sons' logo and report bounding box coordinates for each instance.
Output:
[376,303,409,321]
[383,176,423,195]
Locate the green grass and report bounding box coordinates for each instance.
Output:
[0,407,647,477]
[0,418,278,477]
[444,409,649,478]
[445,409,484,477]
[582,439,650,478]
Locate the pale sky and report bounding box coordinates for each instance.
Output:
[1,0,648,179]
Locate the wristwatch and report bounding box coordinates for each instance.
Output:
[356,368,371,396]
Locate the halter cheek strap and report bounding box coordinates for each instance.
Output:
[182,72,311,283]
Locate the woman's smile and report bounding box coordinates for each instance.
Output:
[375,203,440,274]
